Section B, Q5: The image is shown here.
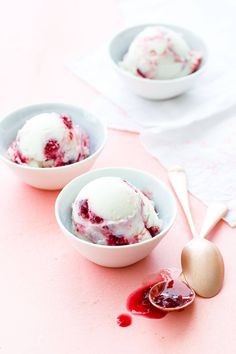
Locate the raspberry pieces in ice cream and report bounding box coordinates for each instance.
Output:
[72,177,162,246]
[120,26,202,80]
[8,113,89,167]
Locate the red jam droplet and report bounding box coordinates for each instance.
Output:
[116,314,132,327]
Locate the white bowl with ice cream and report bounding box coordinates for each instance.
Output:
[55,167,176,268]
[0,103,107,190]
[109,24,207,99]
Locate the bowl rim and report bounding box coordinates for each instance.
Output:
[0,102,107,171]
[55,166,177,249]
[108,23,208,84]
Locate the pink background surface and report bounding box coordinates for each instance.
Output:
[0,1,236,353]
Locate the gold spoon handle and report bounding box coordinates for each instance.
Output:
[168,166,198,238]
[199,203,228,239]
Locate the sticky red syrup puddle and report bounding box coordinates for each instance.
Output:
[117,268,185,327]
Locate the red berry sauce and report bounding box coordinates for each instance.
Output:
[101,225,129,246]
[107,234,129,246]
[79,199,104,224]
[69,131,73,140]
[191,57,202,73]
[116,269,186,327]
[62,115,73,130]
[79,199,89,219]
[90,213,104,224]
[44,139,60,160]
[147,225,160,237]
[9,142,28,164]
[137,68,147,78]
[150,279,194,309]
[77,201,130,245]
[126,282,166,320]
[15,150,28,164]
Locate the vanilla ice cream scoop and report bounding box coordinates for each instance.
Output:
[120,26,202,80]
[72,177,162,246]
[8,113,89,167]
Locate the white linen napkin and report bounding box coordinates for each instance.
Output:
[66,0,236,225]
[141,107,236,226]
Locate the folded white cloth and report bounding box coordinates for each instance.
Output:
[141,108,236,226]
[66,0,236,226]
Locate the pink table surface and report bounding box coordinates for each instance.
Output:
[1,1,236,353]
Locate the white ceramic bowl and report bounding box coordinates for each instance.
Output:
[0,103,107,190]
[109,24,207,100]
[55,167,176,268]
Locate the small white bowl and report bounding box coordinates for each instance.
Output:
[55,167,176,268]
[109,24,207,100]
[0,103,107,190]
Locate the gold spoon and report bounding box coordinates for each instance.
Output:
[168,166,227,298]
